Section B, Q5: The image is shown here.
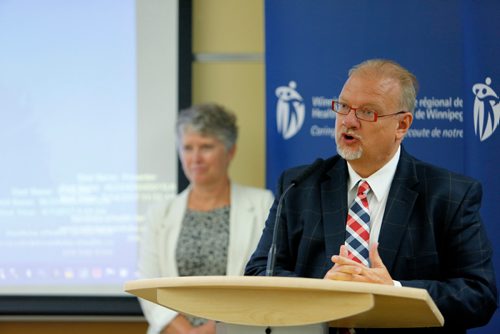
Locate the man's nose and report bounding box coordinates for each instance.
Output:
[343,108,360,126]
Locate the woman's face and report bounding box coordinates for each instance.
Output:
[179,130,235,187]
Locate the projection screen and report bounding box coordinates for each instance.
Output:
[0,0,178,313]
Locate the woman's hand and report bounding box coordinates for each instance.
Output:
[188,320,216,334]
[163,315,215,334]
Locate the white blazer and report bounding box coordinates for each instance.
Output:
[138,183,274,334]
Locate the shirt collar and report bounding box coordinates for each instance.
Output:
[347,146,401,201]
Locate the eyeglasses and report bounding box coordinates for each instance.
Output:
[331,100,407,122]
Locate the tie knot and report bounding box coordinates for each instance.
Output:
[357,180,370,197]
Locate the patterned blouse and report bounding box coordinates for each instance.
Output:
[175,206,230,326]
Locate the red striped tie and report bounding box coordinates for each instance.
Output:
[345,180,371,267]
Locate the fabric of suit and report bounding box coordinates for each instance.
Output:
[139,183,274,334]
[245,147,497,333]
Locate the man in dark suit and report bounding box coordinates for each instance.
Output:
[245,59,497,333]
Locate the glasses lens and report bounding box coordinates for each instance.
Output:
[332,101,345,113]
[356,109,376,121]
[332,101,339,111]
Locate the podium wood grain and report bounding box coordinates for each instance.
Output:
[125,276,444,328]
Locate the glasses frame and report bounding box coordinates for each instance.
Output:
[331,100,408,122]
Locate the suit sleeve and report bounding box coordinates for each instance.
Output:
[399,181,497,329]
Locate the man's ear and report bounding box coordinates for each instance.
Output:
[395,112,413,140]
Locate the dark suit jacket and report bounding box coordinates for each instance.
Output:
[245,147,497,333]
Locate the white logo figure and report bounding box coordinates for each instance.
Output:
[472,77,500,141]
[275,81,305,139]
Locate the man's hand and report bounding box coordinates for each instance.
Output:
[324,243,393,285]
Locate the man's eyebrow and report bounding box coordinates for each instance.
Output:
[359,103,382,109]
[339,100,382,109]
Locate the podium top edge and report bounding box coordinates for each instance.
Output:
[124,276,429,300]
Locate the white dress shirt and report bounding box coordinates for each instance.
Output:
[346,146,401,248]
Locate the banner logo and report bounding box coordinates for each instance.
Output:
[472,77,499,141]
[275,81,305,139]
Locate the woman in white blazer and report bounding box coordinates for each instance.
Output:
[138,104,274,334]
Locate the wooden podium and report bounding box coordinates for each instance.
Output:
[125,276,443,332]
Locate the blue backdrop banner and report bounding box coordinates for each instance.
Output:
[265,1,499,333]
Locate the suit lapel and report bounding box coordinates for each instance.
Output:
[227,184,255,275]
[378,149,419,272]
[321,158,349,263]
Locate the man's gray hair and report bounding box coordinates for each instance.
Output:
[349,59,419,113]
